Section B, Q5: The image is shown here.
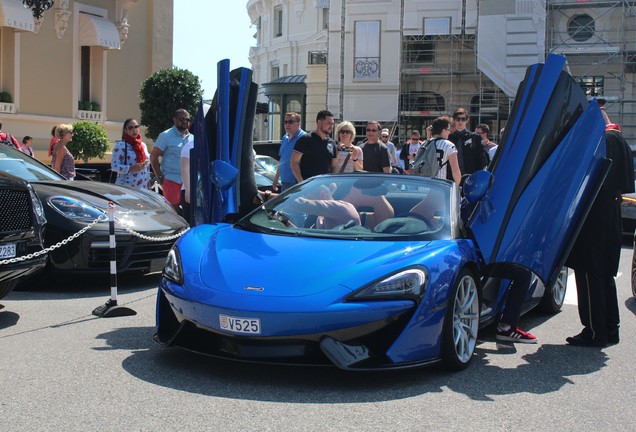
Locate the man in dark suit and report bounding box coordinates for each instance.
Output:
[566,125,635,347]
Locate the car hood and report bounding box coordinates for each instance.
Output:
[196,226,436,297]
[32,180,188,230]
[468,54,609,287]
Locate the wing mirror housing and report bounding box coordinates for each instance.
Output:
[463,170,494,204]
[210,160,238,191]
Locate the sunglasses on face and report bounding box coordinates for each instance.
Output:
[366,129,378,132]
[455,117,467,122]
[339,130,353,134]
[179,117,192,122]
[127,125,141,130]
[284,120,298,124]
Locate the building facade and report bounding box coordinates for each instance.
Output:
[0,0,173,161]
[247,0,635,145]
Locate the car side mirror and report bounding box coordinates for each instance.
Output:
[463,170,493,204]
[210,160,238,191]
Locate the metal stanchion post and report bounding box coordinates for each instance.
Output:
[92,201,136,318]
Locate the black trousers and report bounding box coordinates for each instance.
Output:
[500,267,532,328]
[574,272,620,341]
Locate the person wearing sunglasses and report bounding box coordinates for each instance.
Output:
[448,108,488,177]
[399,129,424,173]
[360,120,391,173]
[51,123,76,180]
[111,118,150,188]
[150,108,192,211]
[272,112,306,192]
[333,121,363,173]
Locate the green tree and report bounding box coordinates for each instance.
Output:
[139,67,203,140]
[68,121,110,163]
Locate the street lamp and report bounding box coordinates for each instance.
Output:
[23,0,54,20]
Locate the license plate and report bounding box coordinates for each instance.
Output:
[0,243,16,259]
[219,314,261,334]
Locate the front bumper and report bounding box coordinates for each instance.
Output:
[47,228,177,274]
[155,285,441,371]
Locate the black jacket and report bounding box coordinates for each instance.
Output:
[567,130,635,275]
[448,129,488,176]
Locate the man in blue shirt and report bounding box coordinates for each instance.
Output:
[272,112,306,192]
[150,108,192,211]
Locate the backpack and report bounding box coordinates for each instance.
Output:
[410,138,440,177]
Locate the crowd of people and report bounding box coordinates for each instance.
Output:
[280,108,496,189]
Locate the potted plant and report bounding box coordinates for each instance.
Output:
[67,121,110,163]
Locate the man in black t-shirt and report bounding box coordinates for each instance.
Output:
[361,120,391,173]
[291,110,337,182]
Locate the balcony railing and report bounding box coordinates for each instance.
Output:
[308,51,327,65]
[354,57,380,80]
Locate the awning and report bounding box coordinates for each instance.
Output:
[315,0,330,9]
[79,13,120,50]
[0,0,35,32]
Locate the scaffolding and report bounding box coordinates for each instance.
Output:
[547,0,636,144]
[396,1,636,145]
[398,32,510,142]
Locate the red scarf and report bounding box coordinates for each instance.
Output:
[123,133,146,163]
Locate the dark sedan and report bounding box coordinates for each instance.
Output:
[0,171,47,299]
[0,145,188,277]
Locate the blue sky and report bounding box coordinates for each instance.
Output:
[173,1,255,99]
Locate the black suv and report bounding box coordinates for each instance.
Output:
[0,172,47,299]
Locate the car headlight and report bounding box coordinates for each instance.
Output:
[47,196,106,222]
[28,184,46,225]
[163,247,183,284]
[349,267,427,301]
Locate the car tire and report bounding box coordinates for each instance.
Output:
[538,267,568,314]
[440,268,480,371]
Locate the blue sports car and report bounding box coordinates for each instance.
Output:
[155,55,609,370]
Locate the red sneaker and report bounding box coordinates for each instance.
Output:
[496,326,538,344]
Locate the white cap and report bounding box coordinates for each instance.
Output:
[380,128,390,136]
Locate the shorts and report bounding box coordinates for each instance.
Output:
[162,179,182,205]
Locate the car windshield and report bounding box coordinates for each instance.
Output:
[0,147,64,182]
[240,174,456,240]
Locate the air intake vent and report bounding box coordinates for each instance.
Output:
[0,189,32,232]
